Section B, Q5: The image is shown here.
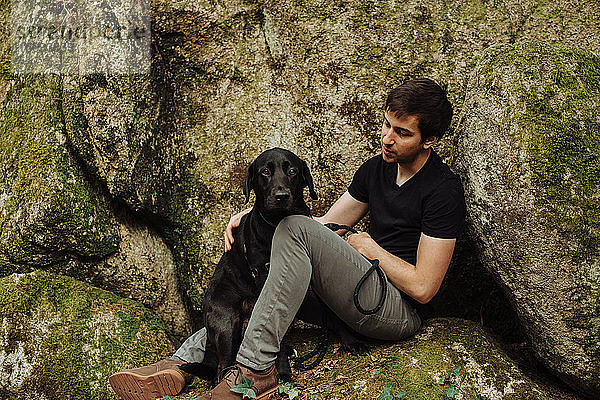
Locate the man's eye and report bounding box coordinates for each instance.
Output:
[288,168,298,176]
[261,168,271,176]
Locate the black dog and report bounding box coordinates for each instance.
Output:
[180,148,317,383]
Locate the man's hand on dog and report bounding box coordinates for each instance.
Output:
[224,208,251,251]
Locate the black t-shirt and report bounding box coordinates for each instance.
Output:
[348,150,465,266]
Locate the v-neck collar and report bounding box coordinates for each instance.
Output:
[386,150,436,191]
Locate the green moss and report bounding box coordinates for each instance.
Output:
[474,43,600,379]
[165,319,557,399]
[0,74,120,272]
[0,270,176,399]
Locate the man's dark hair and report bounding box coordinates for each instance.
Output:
[385,78,453,141]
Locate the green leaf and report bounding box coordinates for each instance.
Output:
[396,390,408,399]
[449,366,461,377]
[230,376,257,399]
[279,382,300,399]
[446,386,460,399]
[438,377,446,385]
[378,384,395,400]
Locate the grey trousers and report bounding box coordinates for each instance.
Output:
[172,215,421,369]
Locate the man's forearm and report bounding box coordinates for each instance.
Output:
[356,243,427,303]
[347,232,454,304]
[367,247,430,303]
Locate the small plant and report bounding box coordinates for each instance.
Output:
[438,366,488,400]
[279,381,300,399]
[377,383,408,399]
[230,375,257,399]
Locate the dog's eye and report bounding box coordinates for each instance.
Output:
[288,167,298,176]
[261,168,271,176]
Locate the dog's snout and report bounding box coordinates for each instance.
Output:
[275,190,291,201]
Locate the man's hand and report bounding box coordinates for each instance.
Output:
[224,208,251,252]
[347,231,380,259]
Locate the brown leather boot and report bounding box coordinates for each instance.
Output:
[196,364,279,400]
[109,358,194,400]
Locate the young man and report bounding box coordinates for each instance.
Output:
[109,78,465,400]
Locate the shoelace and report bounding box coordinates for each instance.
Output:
[218,365,243,388]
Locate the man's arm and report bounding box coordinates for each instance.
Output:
[347,232,456,304]
[313,191,368,229]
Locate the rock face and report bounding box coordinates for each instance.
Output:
[0,75,193,337]
[0,270,176,400]
[0,75,120,273]
[1,0,600,398]
[454,42,600,398]
[147,0,600,298]
[167,318,579,400]
[2,0,599,321]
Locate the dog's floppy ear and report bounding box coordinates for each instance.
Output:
[243,160,255,204]
[301,160,318,200]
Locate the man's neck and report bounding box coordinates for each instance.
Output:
[395,148,431,187]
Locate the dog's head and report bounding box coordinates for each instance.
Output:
[243,148,317,215]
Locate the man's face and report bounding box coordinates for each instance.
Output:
[380,111,436,164]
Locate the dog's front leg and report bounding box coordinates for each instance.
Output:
[206,307,243,381]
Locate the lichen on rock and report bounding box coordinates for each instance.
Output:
[0,74,120,273]
[454,42,600,397]
[167,318,575,400]
[0,270,177,400]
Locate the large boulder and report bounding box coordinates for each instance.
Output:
[1,0,599,396]
[149,0,600,297]
[0,75,120,272]
[454,42,600,398]
[2,0,600,318]
[168,318,579,400]
[0,270,177,400]
[0,74,193,337]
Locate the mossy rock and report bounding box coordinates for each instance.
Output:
[454,42,600,398]
[0,73,193,337]
[0,74,120,274]
[167,318,577,400]
[4,0,599,319]
[0,270,177,400]
[2,0,600,373]
[147,0,600,313]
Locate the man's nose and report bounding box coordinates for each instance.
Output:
[382,129,394,144]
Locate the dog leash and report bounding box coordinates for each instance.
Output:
[293,223,388,371]
[324,223,388,315]
[291,308,329,371]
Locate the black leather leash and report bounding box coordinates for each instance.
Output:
[291,309,329,371]
[293,223,387,371]
[324,223,387,315]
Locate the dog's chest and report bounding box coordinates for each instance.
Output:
[243,242,271,287]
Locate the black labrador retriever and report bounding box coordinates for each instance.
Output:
[180,148,317,383]
[180,147,372,383]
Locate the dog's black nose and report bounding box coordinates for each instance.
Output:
[275,191,290,201]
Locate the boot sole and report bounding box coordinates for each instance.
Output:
[109,369,185,400]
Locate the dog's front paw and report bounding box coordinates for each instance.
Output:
[278,370,294,382]
[340,341,371,356]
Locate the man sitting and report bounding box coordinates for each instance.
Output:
[109,78,465,400]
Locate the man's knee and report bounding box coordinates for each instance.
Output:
[274,215,317,240]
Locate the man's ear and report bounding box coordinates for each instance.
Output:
[243,161,255,204]
[422,135,439,149]
[301,160,318,200]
